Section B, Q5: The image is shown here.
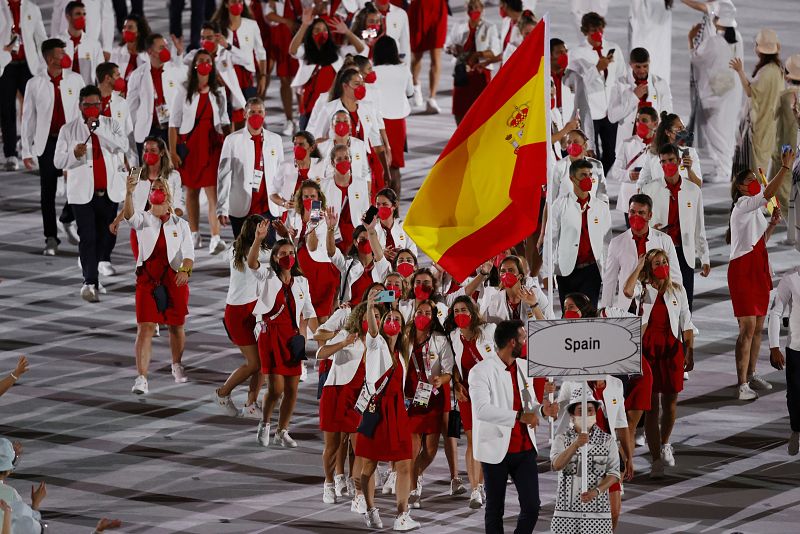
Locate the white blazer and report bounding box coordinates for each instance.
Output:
[270,158,327,216]
[110,45,148,79]
[409,331,455,379]
[729,192,770,261]
[446,21,502,72]
[183,47,247,111]
[365,332,407,392]
[382,4,411,64]
[169,86,230,134]
[51,0,115,53]
[0,0,47,76]
[376,217,417,255]
[59,32,104,86]
[600,228,682,310]
[226,247,270,305]
[635,283,695,338]
[317,138,371,185]
[607,71,672,155]
[641,177,710,267]
[450,323,497,378]
[308,98,383,148]
[105,90,137,164]
[227,18,267,72]
[285,212,333,264]
[126,211,195,270]
[372,64,414,120]
[638,146,702,187]
[566,39,625,120]
[609,136,650,213]
[550,156,608,201]
[320,176,371,239]
[53,116,129,204]
[131,171,184,214]
[127,61,187,142]
[330,251,391,303]
[20,70,85,159]
[217,127,284,218]
[289,46,345,89]
[470,353,542,464]
[321,329,366,387]
[479,285,555,323]
[543,191,612,278]
[252,268,317,323]
[498,16,522,65]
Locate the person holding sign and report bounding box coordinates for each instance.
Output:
[550,385,621,534]
[624,248,695,479]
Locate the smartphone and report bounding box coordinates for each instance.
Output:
[375,290,396,303]
[310,200,322,223]
[363,205,379,225]
[607,48,615,58]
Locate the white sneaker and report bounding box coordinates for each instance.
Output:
[450,477,466,496]
[650,458,665,479]
[661,443,676,467]
[97,282,107,295]
[738,383,758,401]
[212,389,238,417]
[80,284,99,303]
[323,482,337,504]
[43,237,58,256]
[154,324,161,337]
[468,487,483,509]
[64,221,80,245]
[241,402,263,419]
[684,371,690,381]
[393,511,420,531]
[98,261,116,276]
[273,428,298,448]
[3,156,18,171]
[171,363,188,383]
[479,482,486,502]
[192,232,203,249]
[749,373,773,391]
[376,469,389,488]
[381,471,397,495]
[256,421,271,447]
[635,427,646,447]
[299,361,308,382]
[350,494,367,514]
[346,476,356,497]
[425,98,440,114]
[209,235,226,255]
[412,84,423,107]
[789,431,800,456]
[334,474,348,497]
[132,375,149,395]
[365,507,382,528]
[281,119,295,136]
[407,487,421,509]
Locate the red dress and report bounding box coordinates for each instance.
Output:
[383,118,406,168]
[300,64,337,115]
[642,293,685,395]
[269,0,300,77]
[452,26,491,119]
[457,336,483,432]
[319,358,366,433]
[355,353,413,461]
[624,357,653,411]
[408,0,448,53]
[257,281,303,376]
[295,222,341,317]
[224,300,258,346]
[135,227,190,326]
[335,182,355,253]
[405,340,450,434]
[728,236,773,317]
[180,92,224,189]
[349,267,374,306]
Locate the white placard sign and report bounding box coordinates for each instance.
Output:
[527,317,642,378]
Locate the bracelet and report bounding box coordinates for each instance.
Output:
[532,302,540,308]
[9,373,18,381]
[782,165,791,171]
[479,270,490,276]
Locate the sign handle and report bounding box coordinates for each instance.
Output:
[548,376,555,443]
[581,380,588,494]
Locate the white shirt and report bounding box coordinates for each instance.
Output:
[285,212,334,264]
[729,192,770,261]
[289,45,347,89]
[629,0,673,85]
[768,268,800,351]
[372,64,414,119]
[126,211,195,269]
[58,31,104,86]
[226,247,270,305]
[567,39,625,120]
[51,0,115,53]
[20,70,85,159]
[0,0,47,76]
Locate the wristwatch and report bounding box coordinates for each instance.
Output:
[178,266,192,277]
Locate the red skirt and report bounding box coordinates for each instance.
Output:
[269,23,299,78]
[257,318,302,376]
[367,147,385,200]
[383,118,407,168]
[130,228,138,259]
[457,399,473,432]
[728,236,773,317]
[452,68,490,118]
[135,266,189,326]
[408,0,447,53]
[319,363,365,433]
[624,357,653,411]
[297,246,340,318]
[224,301,258,346]
[355,365,413,461]
[643,326,684,395]
[180,123,223,189]
[407,382,450,435]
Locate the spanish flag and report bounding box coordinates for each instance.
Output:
[405,17,550,282]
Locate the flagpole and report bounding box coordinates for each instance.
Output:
[543,13,555,444]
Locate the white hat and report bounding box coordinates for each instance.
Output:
[566,384,601,415]
[0,439,14,471]
[786,54,800,82]
[716,0,737,28]
[755,28,780,55]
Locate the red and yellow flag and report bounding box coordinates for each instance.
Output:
[405,17,550,282]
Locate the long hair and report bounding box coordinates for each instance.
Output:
[392,248,418,272]
[443,295,486,335]
[292,179,327,219]
[653,111,680,154]
[119,14,151,52]
[328,67,362,102]
[347,224,369,257]
[563,292,598,318]
[344,301,370,334]
[407,267,441,301]
[211,0,253,34]
[351,2,379,37]
[725,168,755,244]
[404,299,446,344]
[303,19,339,66]
[752,52,782,77]
[293,131,322,159]
[497,255,526,288]
[270,239,305,277]
[381,309,409,366]
[639,249,680,293]
[232,214,269,271]
[375,187,400,218]
[185,50,223,105]
[142,136,174,180]
[373,35,401,66]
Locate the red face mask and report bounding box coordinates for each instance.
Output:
[629,214,647,232]
[201,39,216,53]
[143,152,160,166]
[353,85,367,100]
[383,320,401,337]
[564,310,581,319]
[500,272,518,288]
[294,145,308,160]
[313,30,329,47]
[566,143,583,157]
[414,314,431,330]
[661,162,679,177]
[302,198,313,211]
[454,312,471,329]
[158,48,171,63]
[334,121,350,137]
[113,77,126,92]
[60,54,72,68]
[589,30,603,44]
[149,189,166,205]
[377,206,393,220]
[397,262,414,278]
[278,255,296,270]
[361,319,369,333]
[413,285,432,300]
[468,10,481,21]
[364,71,377,84]
[247,113,264,130]
[123,30,137,43]
[83,105,100,119]
[335,161,351,175]
[196,62,212,76]
[653,265,670,280]
[578,177,593,192]
[556,52,569,69]
[357,239,372,255]
[229,2,244,16]
[636,121,650,139]
[747,180,761,196]
[73,16,86,31]
[499,6,507,17]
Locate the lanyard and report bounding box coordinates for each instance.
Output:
[505,295,521,320]
[461,335,483,366]
[412,338,432,382]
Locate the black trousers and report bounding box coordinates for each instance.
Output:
[0,61,32,158]
[676,245,695,311]
[593,116,618,174]
[72,192,118,286]
[482,450,541,534]
[38,136,67,241]
[112,0,144,32]
[231,210,276,245]
[556,262,602,309]
[787,347,800,432]
[169,0,216,50]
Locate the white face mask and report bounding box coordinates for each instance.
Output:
[571,415,596,433]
